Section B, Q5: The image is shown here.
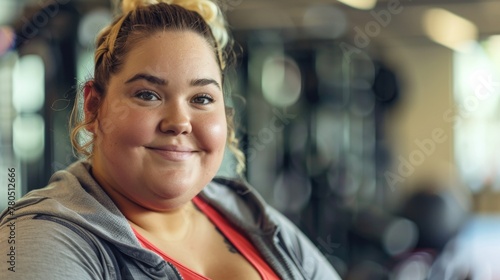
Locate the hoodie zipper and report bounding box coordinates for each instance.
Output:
[165,261,184,280]
[271,229,305,279]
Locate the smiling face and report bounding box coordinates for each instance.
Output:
[87,31,227,211]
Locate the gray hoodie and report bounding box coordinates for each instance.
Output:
[0,161,340,279]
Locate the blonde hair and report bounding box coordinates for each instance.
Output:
[70,0,245,175]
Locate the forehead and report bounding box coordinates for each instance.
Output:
[120,31,221,79]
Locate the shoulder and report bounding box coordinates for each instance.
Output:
[0,215,105,279]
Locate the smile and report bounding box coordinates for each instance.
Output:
[146,147,195,161]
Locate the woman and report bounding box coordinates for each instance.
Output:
[0,0,340,279]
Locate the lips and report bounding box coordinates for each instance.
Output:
[146,145,196,161]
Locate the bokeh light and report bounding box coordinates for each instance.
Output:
[13,54,45,113]
[262,55,302,107]
[0,26,15,56]
[13,115,45,162]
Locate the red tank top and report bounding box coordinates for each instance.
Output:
[132,196,280,280]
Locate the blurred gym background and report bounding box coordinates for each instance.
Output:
[2,0,500,278]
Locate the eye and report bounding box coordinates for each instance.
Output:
[135,90,160,101]
[192,94,215,105]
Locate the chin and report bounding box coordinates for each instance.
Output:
[143,191,196,212]
[152,180,200,199]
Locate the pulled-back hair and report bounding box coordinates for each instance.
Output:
[70,0,245,174]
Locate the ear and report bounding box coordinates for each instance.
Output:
[83,81,101,133]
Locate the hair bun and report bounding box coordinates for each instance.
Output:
[120,0,229,49]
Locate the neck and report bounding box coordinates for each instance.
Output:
[90,166,197,241]
[127,201,196,241]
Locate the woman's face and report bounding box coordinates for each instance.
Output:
[88,31,227,211]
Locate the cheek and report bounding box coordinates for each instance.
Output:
[96,105,156,147]
[197,113,227,151]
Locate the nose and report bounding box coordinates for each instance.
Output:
[159,103,192,135]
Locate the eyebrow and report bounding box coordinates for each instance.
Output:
[190,78,221,90]
[125,73,221,90]
[125,73,167,86]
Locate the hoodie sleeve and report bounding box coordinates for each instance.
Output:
[0,215,106,280]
